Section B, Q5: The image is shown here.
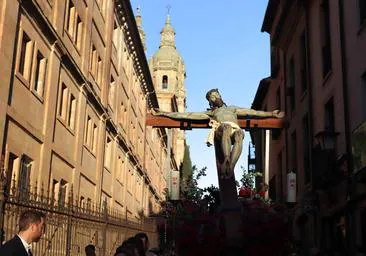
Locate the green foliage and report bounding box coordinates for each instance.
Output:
[180,142,193,180]
[240,166,262,189]
[182,165,206,203]
[202,185,220,213]
[180,163,221,213]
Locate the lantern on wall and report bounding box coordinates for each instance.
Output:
[287,171,296,203]
[170,171,180,201]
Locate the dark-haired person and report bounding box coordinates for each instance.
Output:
[0,209,46,256]
[134,233,158,256]
[135,233,148,254]
[85,244,96,256]
[114,237,140,256]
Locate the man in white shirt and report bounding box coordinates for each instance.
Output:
[0,210,46,256]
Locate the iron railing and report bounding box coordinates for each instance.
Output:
[0,169,157,256]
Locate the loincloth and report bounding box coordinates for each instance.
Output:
[205,120,241,147]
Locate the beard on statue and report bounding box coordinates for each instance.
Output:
[209,97,225,109]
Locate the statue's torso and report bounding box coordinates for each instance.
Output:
[211,106,238,124]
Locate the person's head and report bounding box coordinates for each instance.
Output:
[120,237,141,256]
[114,245,129,256]
[85,244,96,256]
[18,210,46,243]
[135,232,149,252]
[206,89,225,109]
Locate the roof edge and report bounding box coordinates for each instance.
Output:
[251,77,271,110]
[261,0,280,33]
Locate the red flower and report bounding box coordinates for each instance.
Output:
[258,191,265,197]
[239,187,252,198]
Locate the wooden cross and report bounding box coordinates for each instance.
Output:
[145,112,284,247]
[145,114,284,130]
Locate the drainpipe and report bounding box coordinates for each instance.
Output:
[338,0,354,254]
[304,1,314,184]
[264,130,270,200]
[283,50,290,198]
[304,0,317,247]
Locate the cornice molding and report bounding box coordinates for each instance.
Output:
[115,0,159,109]
[272,1,303,48]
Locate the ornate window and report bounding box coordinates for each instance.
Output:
[18,32,33,80]
[19,155,32,200]
[33,51,47,97]
[51,179,68,208]
[58,83,77,130]
[66,0,83,49]
[108,75,115,109]
[162,75,168,89]
[104,136,112,170]
[84,115,98,153]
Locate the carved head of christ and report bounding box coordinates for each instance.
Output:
[206,89,226,109]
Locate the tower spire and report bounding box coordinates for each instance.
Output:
[135,5,146,51]
[160,6,175,48]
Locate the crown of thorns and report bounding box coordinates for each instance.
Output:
[206,89,220,100]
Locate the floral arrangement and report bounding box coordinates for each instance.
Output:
[156,169,289,255]
[238,171,270,201]
[239,186,255,198]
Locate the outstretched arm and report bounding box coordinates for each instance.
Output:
[151,108,211,121]
[234,107,284,118]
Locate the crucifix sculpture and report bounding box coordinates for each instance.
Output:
[147,88,284,248]
[150,89,283,179]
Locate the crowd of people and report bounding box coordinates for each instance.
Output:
[85,232,161,256]
[0,208,295,256]
[0,209,165,256]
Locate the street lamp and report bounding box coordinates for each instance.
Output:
[312,131,340,188]
[314,131,339,151]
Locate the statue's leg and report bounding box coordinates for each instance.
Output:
[229,129,245,177]
[214,129,224,179]
[220,124,233,178]
[214,130,243,250]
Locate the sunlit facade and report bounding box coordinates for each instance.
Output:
[0,0,179,225]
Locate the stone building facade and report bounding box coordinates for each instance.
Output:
[252,0,366,254]
[0,0,179,227]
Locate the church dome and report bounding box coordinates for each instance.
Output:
[153,46,181,63]
[151,14,183,66]
[150,12,186,100]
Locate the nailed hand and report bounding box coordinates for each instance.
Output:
[151,108,161,115]
[272,110,285,118]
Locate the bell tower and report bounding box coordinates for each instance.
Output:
[150,12,187,169]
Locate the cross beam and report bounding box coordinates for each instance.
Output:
[145,114,284,130]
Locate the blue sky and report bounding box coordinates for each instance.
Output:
[130,0,271,188]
